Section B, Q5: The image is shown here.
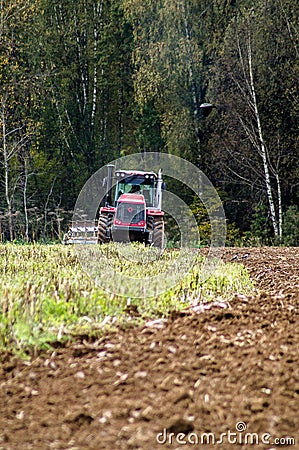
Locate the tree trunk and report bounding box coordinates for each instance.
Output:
[23,157,29,242]
[1,97,14,241]
[91,0,103,136]
[275,170,283,241]
[247,36,279,238]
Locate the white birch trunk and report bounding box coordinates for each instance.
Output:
[1,97,14,240]
[23,157,29,242]
[247,36,279,238]
[275,171,283,240]
[91,1,103,133]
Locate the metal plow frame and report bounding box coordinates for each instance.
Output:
[62,221,98,245]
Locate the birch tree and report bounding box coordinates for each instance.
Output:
[240,32,280,238]
[1,95,14,240]
[208,2,298,240]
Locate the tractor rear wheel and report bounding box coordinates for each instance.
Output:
[98,213,113,244]
[150,216,164,248]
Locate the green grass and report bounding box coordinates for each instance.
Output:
[0,243,254,356]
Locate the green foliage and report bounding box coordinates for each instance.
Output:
[249,203,274,245]
[189,193,242,246]
[229,204,299,247]
[282,205,299,246]
[134,102,165,151]
[0,0,298,244]
[0,243,253,354]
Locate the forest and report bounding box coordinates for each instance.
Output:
[0,0,298,245]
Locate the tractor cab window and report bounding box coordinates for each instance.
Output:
[114,174,156,206]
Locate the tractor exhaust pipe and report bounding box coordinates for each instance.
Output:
[155,168,163,210]
[105,164,115,206]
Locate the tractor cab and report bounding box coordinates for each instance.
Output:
[114,170,157,207]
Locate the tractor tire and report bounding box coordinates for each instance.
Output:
[97,213,113,244]
[151,217,164,248]
[146,215,154,246]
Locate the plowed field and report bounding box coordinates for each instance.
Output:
[0,247,298,450]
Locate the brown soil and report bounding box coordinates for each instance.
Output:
[0,247,298,450]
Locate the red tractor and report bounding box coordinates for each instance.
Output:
[98,165,165,247]
[63,164,165,248]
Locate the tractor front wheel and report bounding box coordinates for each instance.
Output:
[98,213,113,244]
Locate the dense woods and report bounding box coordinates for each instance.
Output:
[0,0,298,244]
